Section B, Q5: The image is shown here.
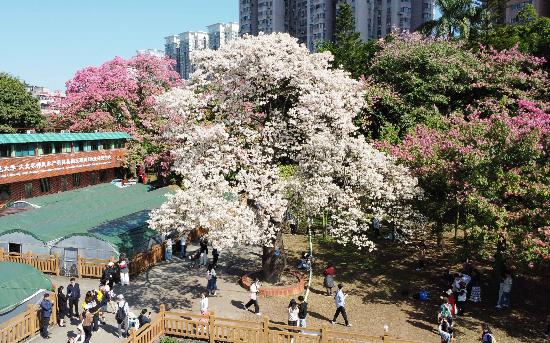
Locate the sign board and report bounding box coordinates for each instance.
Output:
[0,150,125,184]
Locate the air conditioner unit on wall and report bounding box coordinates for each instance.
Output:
[26,129,36,134]
[60,130,70,133]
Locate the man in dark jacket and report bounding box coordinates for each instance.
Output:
[40,293,53,338]
[67,277,81,317]
[138,308,151,327]
[101,262,116,289]
[297,296,308,328]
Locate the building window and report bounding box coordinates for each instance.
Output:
[102,140,112,150]
[0,145,11,157]
[62,143,72,153]
[60,177,68,192]
[54,142,62,154]
[24,182,33,198]
[0,185,10,201]
[74,141,85,152]
[99,170,108,182]
[39,178,51,193]
[15,144,35,157]
[90,141,99,151]
[73,173,81,187]
[40,143,53,155]
[90,172,98,185]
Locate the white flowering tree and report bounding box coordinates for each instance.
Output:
[149,33,421,281]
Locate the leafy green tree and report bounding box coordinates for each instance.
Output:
[474,5,550,65]
[318,2,379,78]
[420,0,481,39]
[0,73,44,133]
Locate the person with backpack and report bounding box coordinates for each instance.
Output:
[438,317,453,343]
[244,277,261,315]
[496,272,512,309]
[101,262,116,289]
[438,295,454,328]
[482,324,496,342]
[40,293,53,338]
[297,296,308,328]
[115,294,129,338]
[206,264,217,296]
[67,278,81,318]
[331,283,351,327]
[165,237,173,261]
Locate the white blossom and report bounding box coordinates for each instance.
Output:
[149,33,422,251]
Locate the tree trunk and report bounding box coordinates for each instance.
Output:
[435,221,444,248]
[262,230,287,283]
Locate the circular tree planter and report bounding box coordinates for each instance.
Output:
[241,269,306,297]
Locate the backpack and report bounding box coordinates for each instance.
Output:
[115,302,127,324]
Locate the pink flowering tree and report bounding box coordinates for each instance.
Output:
[385,99,550,267]
[51,54,181,178]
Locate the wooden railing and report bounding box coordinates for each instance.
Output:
[0,250,60,276]
[125,305,423,343]
[0,243,165,279]
[0,291,57,343]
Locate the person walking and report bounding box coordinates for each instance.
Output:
[165,237,173,261]
[40,293,53,338]
[288,299,299,327]
[331,284,351,327]
[244,278,261,315]
[206,264,217,296]
[200,293,209,315]
[438,318,453,343]
[57,286,68,327]
[67,278,81,318]
[496,271,512,309]
[372,217,381,238]
[199,238,209,267]
[469,269,482,303]
[456,282,467,316]
[212,248,220,266]
[481,324,496,342]
[81,306,94,343]
[118,253,130,286]
[297,296,308,328]
[115,294,129,338]
[101,262,116,289]
[180,236,187,258]
[323,264,336,296]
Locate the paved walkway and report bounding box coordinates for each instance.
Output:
[29,244,262,343]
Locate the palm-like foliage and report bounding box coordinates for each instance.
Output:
[420,0,482,39]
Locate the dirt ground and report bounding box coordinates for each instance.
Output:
[254,234,550,343]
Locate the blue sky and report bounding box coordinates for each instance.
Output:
[0,0,238,90]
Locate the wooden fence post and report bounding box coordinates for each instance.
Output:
[0,248,4,261]
[383,333,390,342]
[54,253,60,276]
[320,325,328,343]
[208,312,215,343]
[262,316,270,343]
[77,256,82,278]
[27,304,36,334]
[129,327,136,343]
[27,251,32,265]
[159,304,166,332]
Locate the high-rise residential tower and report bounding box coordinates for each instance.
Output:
[208,22,240,50]
[164,35,181,75]
[179,31,209,79]
[239,0,434,50]
[506,0,549,23]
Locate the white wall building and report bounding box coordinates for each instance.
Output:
[136,49,165,58]
[179,31,209,79]
[208,22,240,50]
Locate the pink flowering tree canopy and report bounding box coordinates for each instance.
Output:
[385,100,550,265]
[51,54,181,175]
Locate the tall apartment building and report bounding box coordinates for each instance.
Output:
[239,0,434,50]
[165,23,239,79]
[208,22,240,50]
[164,35,180,75]
[179,31,209,79]
[506,0,550,23]
[136,49,165,58]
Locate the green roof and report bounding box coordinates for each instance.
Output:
[0,132,131,144]
[0,262,52,314]
[0,183,171,253]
